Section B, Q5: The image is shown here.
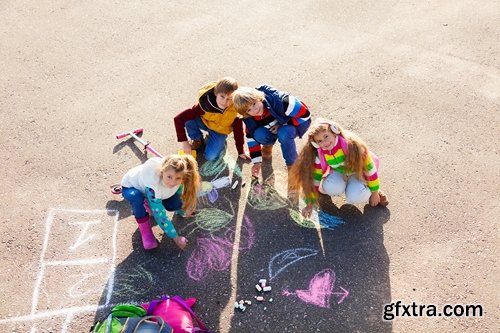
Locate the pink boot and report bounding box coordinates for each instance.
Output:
[136,215,158,250]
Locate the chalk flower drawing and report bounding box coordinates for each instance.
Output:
[198,176,232,204]
[282,268,349,308]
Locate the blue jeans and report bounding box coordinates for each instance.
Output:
[253,124,302,166]
[122,187,182,219]
[185,117,227,161]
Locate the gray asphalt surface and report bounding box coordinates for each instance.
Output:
[0,1,498,332]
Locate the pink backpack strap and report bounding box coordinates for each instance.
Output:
[317,148,328,173]
[338,135,348,153]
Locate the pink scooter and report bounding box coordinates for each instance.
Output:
[116,127,164,158]
[111,128,195,194]
[111,128,164,194]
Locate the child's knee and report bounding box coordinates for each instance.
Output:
[320,174,346,196]
[277,126,296,141]
[253,128,274,144]
[345,182,371,204]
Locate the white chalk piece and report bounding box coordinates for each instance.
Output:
[264,307,267,311]
[245,300,252,305]
[263,286,272,292]
[232,180,239,189]
[255,284,262,292]
[234,302,239,308]
[255,296,264,301]
[268,298,273,302]
[239,299,244,304]
[259,279,267,285]
[241,305,247,312]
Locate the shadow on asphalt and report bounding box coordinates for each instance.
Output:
[95,154,392,332]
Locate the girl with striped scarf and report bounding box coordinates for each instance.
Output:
[289,118,389,218]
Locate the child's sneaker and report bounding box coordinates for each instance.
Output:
[378,191,389,206]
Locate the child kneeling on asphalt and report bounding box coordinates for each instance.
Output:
[121,154,200,250]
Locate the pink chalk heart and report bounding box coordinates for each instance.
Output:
[295,268,335,308]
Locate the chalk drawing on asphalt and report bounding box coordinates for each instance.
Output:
[186,201,234,235]
[198,176,232,204]
[186,216,254,281]
[268,248,319,281]
[199,151,241,180]
[248,182,289,210]
[282,268,349,308]
[112,260,155,298]
[0,209,119,333]
[289,208,345,230]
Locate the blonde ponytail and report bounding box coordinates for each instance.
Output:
[180,154,201,213]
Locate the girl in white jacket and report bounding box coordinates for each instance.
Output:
[121,154,200,250]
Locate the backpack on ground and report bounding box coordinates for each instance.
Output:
[141,295,213,333]
[91,303,173,333]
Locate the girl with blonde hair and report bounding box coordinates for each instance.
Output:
[289,118,388,217]
[121,154,201,250]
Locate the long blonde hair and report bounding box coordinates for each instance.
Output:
[159,154,201,212]
[289,119,370,200]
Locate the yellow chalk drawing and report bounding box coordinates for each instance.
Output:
[200,181,213,193]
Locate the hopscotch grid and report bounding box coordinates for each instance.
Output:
[30,208,55,315]
[0,303,121,324]
[20,208,120,329]
[45,258,111,266]
[105,209,119,305]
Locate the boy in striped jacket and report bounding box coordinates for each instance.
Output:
[232,85,311,178]
[288,118,389,217]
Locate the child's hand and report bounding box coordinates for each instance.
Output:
[183,209,195,218]
[239,153,251,160]
[270,125,280,134]
[181,141,192,154]
[251,163,261,178]
[174,236,188,250]
[301,205,314,218]
[369,191,381,207]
